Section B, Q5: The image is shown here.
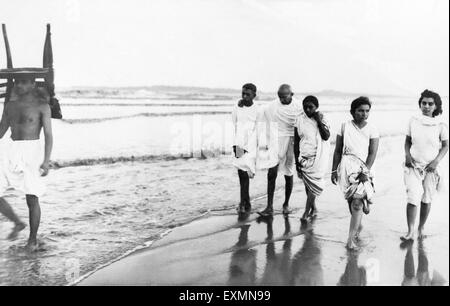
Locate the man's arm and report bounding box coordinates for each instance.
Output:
[0,104,10,139]
[40,104,53,176]
[294,127,301,174]
[365,138,379,170]
[231,106,237,156]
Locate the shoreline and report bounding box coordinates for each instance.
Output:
[77,144,449,286]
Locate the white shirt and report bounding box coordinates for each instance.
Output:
[407,115,449,166]
[338,120,379,162]
[231,103,259,151]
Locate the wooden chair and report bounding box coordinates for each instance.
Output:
[0,24,62,119]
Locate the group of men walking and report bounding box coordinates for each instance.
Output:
[231,84,448,250]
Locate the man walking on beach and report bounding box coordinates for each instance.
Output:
[232,83,259,214]
[0,75,53,251]
[258,84,301,216]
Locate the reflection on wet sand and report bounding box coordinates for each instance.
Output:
[401,240,447,286]
[228,224,257,285]
[290,227,324,286]
[228,213,448,286]
[337,253,367,286]
[229,216,327,286]
[259,217,292,285]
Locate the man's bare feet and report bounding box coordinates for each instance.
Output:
[346,238,361,251]
[282,205,292,215]
[25,239,39,252]
[236,204,246,214]
[355,224,363,241]
[258,207,273,217]
[7,222,26,241]
[308,208,318,219]
[418,227,426,240]
[401,231,415,242]
[300,212,309,224]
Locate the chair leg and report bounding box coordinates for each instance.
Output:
[2,24,13,68]
[43,24,53,69]
[2,24,13,103]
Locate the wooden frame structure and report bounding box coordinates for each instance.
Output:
[0,24,62,119]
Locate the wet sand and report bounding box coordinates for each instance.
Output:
[78,141,449,286]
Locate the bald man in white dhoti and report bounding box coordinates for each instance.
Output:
[258,84,302,216]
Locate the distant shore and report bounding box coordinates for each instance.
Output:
[54,86,417,101]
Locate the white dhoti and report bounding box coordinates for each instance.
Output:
[257,136,295,176]
[0,139,45,197]
[258,99,301,176]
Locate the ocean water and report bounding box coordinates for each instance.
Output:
[0,96,448,285]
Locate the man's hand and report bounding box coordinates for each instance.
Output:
[238,99,244,107]
[40,162,50,177]
[405,154,414,168]
[425,160,439,173]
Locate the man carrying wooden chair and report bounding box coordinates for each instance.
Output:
[0,24,60,251]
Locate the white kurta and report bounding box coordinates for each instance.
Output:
[231,103,259,175]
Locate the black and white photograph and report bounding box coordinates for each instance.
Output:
[0,0,448,288]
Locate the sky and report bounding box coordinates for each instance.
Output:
[0,0,448,96]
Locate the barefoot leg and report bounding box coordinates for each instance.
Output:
[301,188,313,221]
[355,223,363,240]
[266,166,278,212]
[307,191,317,217]
[347,199,363,249]
[401,203,417,241]
[0,197,26,240]
[26,195,41,249]
[418,202,431,240]
[283,175,293,208]
[238,170,251,212]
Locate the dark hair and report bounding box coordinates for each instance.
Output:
[350,96,372,114]
[303,95,319,108]
[242,83,257,94]
[419,89,442,117]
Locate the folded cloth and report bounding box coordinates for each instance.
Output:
[338,154,374,203]
[404,161,441,206]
